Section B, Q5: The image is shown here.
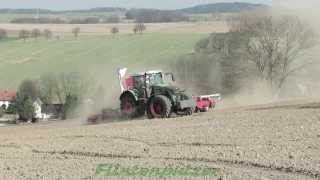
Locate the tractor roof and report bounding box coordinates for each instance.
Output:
[146,70,162,74]
[130,70,162,76]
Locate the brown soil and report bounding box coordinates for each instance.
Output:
[0,99,319,179]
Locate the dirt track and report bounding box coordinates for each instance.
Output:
[1,21,228,35]
[0,99,319,179]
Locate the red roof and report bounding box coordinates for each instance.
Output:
[0,90,16,101]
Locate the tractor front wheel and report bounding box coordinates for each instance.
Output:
[120,95,137,119]
[147,95,172,119]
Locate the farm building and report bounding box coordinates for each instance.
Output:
[0,90,16,110]
[41,103,64,119]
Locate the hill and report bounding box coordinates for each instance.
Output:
[0,2,269,15]
[177,2,268,14]
[0,3,269,23]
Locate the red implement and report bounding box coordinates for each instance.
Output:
[194,94,221,113]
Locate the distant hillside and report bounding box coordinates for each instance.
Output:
[177,2,268,14]
[60,7,126,14]
[0,8,52,14]
[0,7,125,14]
[0,2,268,15]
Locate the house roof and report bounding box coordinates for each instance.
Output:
[0,90,16,101]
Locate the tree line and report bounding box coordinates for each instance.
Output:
[10,16,121,24]
[17,29,53,42]
[0,23,147,42]
[9,9,189,24]
[125,9,189,23]
[0,28,52,41]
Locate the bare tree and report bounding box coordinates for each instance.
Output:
[19,29,30,42]
[72,27,80,39]
[133,27,138,34]
[38,72,89,119]
[43,29,53,40]
[0,29,7,40]
[110,27,119,36]
[58,72,89,119]
[134,23,146,34]
[31,28,41,41]
[239,12,316,90]
[39,74,58,104]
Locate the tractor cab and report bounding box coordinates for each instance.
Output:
[125,71,172,93]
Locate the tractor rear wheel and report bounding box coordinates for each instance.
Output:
[120,95,137,119]
[147,95,172,119]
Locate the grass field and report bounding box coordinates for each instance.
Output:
[0,33,207,89]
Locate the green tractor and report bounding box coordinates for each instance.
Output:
[118,69,195,119]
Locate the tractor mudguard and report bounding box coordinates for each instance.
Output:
[120,90,139,101]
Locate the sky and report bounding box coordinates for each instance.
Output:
[0,0,271,10]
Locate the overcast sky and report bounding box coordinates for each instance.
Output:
[0,0,271,10]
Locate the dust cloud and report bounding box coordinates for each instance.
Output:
[219,1,320,108]
[273,0,320,24]
[273,0,320,97]
[75,78,122,124]
[272,1,320,36]
[76,66,163,123]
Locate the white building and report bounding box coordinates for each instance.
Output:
[33,99,51,120]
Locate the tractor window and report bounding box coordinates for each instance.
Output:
[147,73,164,85]
[133,76,145,89]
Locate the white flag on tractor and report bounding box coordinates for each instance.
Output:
[117,68,127,92]
[118,68,127,78]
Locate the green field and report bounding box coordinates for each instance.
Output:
[0,33,206,89]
